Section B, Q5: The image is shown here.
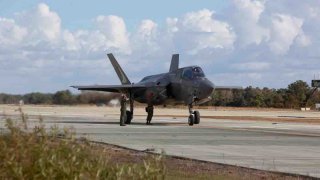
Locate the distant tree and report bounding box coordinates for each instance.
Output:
[255,93,265,107]
[273,89,286,108]
[261,88,275,108]
[0,94,22,104]
[243,86,262,107]
[23,93,53,104]
[211,90,233,106]
[53,90,75,105]
[286,80,310,108]
[77,92,120,105]
[229,89,245,107]
[308,90,320,107]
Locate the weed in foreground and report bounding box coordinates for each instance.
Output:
[0,110,166,179]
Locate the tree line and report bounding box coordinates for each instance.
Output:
[0,91,120,105]
[206,80,320,109]
[0,80,319,109]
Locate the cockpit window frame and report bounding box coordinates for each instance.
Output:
[192,67,205,78]
[182,68,193,80]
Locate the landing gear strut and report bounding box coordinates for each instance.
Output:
[188,104,200,126]
[120,95,127,126]
[120,93,134,126]
[125,94,134,124]
[146,105,154,125]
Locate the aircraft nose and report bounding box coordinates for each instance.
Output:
[201,79,214,96]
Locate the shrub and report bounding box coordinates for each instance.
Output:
[0,110,166,179]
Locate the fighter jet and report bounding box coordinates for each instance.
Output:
[72,54,241,126]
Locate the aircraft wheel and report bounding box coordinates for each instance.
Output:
[125,110,132,124]
[188,114,194,126]
[193,111,200,124]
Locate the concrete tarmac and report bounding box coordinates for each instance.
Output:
[1,105,320,177]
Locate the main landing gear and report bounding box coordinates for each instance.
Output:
[120,94,133,126]
[125,97,134,124]
[119,93,154,126]
[188,104,200,126]
[120,96,200,127]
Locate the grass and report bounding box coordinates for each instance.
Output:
[0,108,166,179]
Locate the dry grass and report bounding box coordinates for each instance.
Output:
[0,108,166,179]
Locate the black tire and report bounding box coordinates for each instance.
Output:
[193,111,200,124]
[188,114,194,126]
[125,111,132,124]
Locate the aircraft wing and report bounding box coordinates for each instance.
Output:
[215,86,243,90]
[71,84,146,93]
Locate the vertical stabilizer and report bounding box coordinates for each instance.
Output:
[107,53,131,85]
[169,54,179,72]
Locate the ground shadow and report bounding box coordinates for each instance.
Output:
[50,121,186,126]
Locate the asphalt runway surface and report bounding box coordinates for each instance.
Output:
[1,105,320,178]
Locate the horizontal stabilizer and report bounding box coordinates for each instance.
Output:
[169,54,179,72]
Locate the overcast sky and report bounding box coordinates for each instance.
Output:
[0,0,319,94]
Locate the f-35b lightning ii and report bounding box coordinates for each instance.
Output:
[72,53,241,126]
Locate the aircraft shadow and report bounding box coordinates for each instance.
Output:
[49,121,186,126]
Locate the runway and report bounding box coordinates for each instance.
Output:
[1,105,320,177]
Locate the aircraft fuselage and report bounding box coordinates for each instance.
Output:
[133,66,214,106]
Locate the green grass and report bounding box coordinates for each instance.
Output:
[0,109,166,179]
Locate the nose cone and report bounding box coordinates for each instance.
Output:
[200,79,214,97]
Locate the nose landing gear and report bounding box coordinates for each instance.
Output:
[188,104,200,126]
[193,110,200,124]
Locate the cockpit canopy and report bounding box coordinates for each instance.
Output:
[181,67,205,80]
